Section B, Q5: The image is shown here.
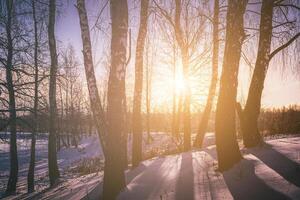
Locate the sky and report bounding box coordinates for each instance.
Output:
[55,0,300,110]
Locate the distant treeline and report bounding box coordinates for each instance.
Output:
[1,105,299,137]
[258,105,300,136]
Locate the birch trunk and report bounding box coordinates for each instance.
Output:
[5,0,18,194]
[171,44,177,138]
[27,0,38,193]
[103,0,128,198]
[240,0,300,147]
[48,0,60,186]
[174,0,191,151]
[76,0,108,156]
[215,0,248,171]
[194,0,219,148]
[145,42,152,143]
[182,53,191,151]
[132,0,149,167]
[174,93,183,139]
[239,0,274,147]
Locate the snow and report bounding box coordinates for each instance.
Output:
[1,133,300,199]
[57,136,103,166]
[53,134,299,200]
[117,136,300,200]
[0,132,178,199]
[0,133,103,198]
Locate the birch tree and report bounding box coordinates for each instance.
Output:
[132,0,150,167]
[154,0,207,151]
[194,0,219,148]
[3,0,18,194]
[103,0,128,197]
[76,0,108,157]
[215,0,248,171]
[237,0,300,147]
[77,0,127,198]
[27,0,39,192]
[48,0,60,186]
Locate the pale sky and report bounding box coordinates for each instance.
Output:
[56,0,300,110]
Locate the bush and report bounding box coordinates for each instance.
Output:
[68,157,104,175]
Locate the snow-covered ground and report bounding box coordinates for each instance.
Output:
[0,133,103,197]
[0,132,180,199]
[1,133,300,199]
[117,137,300,200]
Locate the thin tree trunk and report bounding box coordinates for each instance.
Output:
[70,86,75,147]
[27,0,38,193]
[194,0,219,148]
[57,83,64,150]
[171,43,177,137]
[215,0,247,171]
[66,76,70,147]
[121,95,128,170]
[132,0,149,167]
[182,53,191,151]
[238,0,274,147]
[76,0,108,157]
[145,40,151,143]
[48,0,60,186]
[5,0,18,195]
[174,93,182,138]
[174,0,191,151]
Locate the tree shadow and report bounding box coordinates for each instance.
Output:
[248,144,300,187]
[116,157,166,199]
[125,160,159,184]
[23,160,157,200]
[175,152,194,200]
[203,146,291,200]
[223,159,291,200]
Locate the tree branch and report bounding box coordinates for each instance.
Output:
[276,4,300,11]
[153,0,175,28]
[270,32,300,59]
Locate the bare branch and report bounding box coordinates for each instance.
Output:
[270,32,300,59]
[152,0,175,28]
[276,4,300,11]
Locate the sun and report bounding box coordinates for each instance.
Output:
[174,75,185,95]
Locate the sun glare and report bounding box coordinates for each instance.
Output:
[174,75,185,95]
[173,73,185,96]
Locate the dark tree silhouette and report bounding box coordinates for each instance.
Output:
[102,0,129,198]
[4,0,18,194]
[237,0,274,147]
[132,0,150,167]
[48,0,60,186]
[174,0,191,151]
[215,0,248,171]
[27,0,39,193]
